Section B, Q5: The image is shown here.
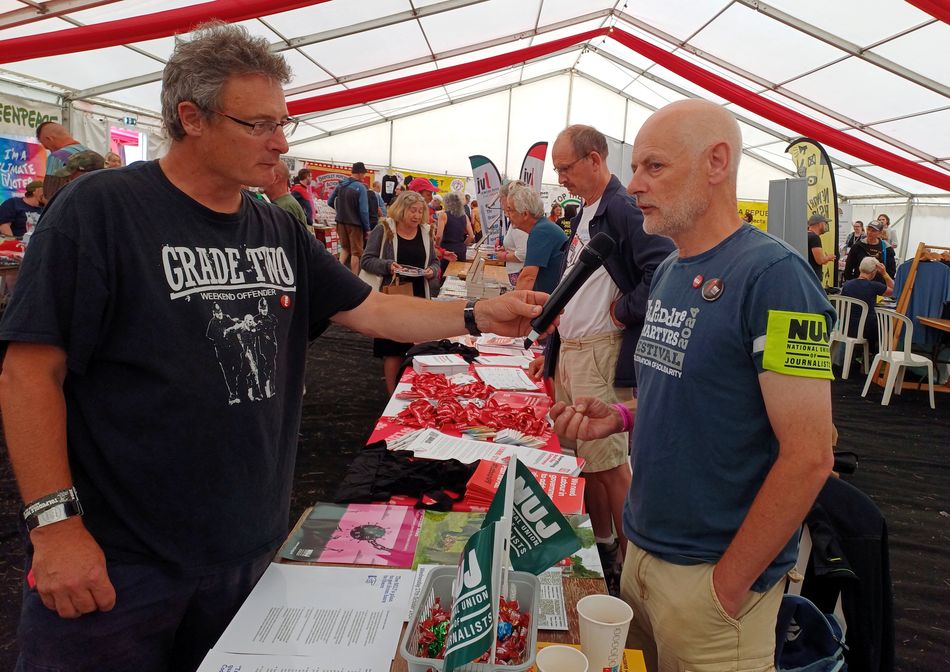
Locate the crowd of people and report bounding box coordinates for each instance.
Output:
[0,19,855,672]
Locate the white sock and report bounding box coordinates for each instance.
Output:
[595,535,616,546]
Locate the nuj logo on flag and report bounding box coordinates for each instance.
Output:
[443,522,497,672]
[483,460,581,575]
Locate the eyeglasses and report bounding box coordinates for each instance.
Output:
[553,152,591,175]
[213,111,299,137]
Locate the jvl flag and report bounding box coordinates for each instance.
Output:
[786,138,839,287]
[483,461,581,575]
[519,142,548,193]
[443,522,497,672]
[470,154,503,247]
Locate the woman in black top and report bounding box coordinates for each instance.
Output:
[360,191,441,393]
[436,192,474,271]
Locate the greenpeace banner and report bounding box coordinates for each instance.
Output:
[519,142,548,193]
[483,460,581,575]
[786,138,840,287]
[300,160,371,201]
[470,155,503,247]
[443,522,497,672]
[0,94,60,201]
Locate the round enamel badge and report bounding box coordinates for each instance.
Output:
[701,278,724,301]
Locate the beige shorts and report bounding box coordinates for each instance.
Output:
[336,223,365,256]
[553,331,633,473]
[620,541,784,672]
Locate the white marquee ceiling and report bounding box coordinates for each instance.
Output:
[0,0,947,198]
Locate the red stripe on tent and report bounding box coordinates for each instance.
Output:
[287,28,608,116]
[607,29,950,192]
[290,27,950,192]
[905,0,950,24]
[0,0,330,65]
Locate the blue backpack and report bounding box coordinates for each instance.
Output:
[775,594,848,672]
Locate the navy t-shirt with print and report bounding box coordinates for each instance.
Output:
[624,225,835,592]
[0,160,371,575]
[0,196,43,236]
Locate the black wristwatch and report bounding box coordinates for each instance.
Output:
[463,299,481,336]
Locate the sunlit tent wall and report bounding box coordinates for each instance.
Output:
[0,0,945,248]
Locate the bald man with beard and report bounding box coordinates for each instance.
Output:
[551,100,835,671]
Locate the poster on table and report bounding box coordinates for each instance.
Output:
[737,199,768,231]
[470,154,503,247]
[299,160,372,201]
[786,138,840,287]
[278,502,423,567]
[0,94,60,202]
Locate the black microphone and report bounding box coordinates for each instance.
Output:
[523,232,616,348]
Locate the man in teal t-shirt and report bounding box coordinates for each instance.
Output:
[506,183,567,294]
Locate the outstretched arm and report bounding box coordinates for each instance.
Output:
[333,290,552,341]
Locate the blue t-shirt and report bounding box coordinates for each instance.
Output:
[624,225,835,592]
[522,218,567,294]
[0,196,43,236]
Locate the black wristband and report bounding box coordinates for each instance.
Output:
[464,299,481,336]
[23,486,83,531]
[25,499,83,531]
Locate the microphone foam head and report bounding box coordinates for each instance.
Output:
[581,232,616,263]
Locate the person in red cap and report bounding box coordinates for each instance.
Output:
[408,176,437,205]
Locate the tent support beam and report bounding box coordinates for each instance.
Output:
[900,198,914,261]
[288,70,570,146]
[68,6,611,103]
[735,0,948,98]
[504,88,512,179]
[591,48,913,197]
[0,0,119,30]
[614,10,949,170]
[570,70,795,179]
[294,45,584,124]
[66,0,492,102]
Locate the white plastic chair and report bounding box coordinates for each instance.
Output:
[861,308,936,409]
[829,295,870,380]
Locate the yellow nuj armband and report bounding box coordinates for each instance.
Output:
[761,310,834,379]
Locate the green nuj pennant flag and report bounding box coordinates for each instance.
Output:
[483,461,581,575]
[443,522,497,672]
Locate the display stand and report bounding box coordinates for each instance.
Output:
[871,242,950,395]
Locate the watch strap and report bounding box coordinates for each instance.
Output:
[463,299,481,336]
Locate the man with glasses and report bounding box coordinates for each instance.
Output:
[530,125,674,588]
[0,22,551,671]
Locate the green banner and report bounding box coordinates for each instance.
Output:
[484,461,581,575]
[444,522,497,672]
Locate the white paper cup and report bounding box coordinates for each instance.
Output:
[536,645,589,672]
[576,594,634,672]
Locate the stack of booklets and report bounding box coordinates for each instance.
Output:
[464,459,586,514]
[412,353,469,375]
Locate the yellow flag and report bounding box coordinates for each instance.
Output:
[786,138,840,287]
